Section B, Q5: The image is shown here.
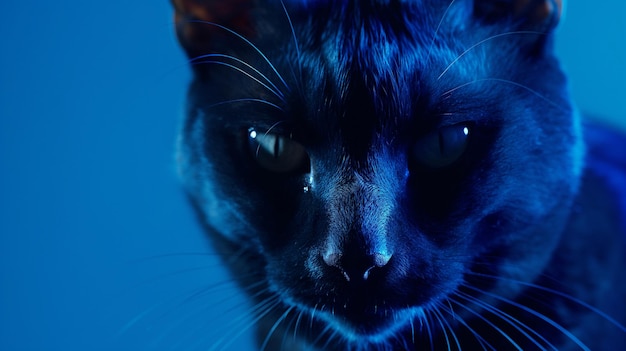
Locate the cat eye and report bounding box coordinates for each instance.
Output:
[248,128,309,173]
[412,123,471,168]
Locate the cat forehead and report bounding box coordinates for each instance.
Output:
[174,0,562,67]
[291,0,450,37]
[289,1,480,77]
[291,9,493,107]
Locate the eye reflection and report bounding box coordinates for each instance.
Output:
[247,128,310,173]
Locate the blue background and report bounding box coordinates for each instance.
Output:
[0,1,624,350]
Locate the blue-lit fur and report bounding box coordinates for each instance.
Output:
[174,0,626,349]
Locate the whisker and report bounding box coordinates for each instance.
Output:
[467,271,626,333]
[449,294,524,351]
[183,299,259,351]
[431,306,453,351]
[260,305,296,351]
[310,322,332,349]
[280,307,300,349]
[439,299,495,351]
[434,303,462,351]
[462,285,591,351]
[437,31,545,80]
[280,1,302,82]
[118,280,251,351]
[114,274,243,339]
[253,120,288,158]
[126,252,222,263]
[423,308,435,351]
[316,325,341,351]
[425,0,458,65]
[156,279,268,347]
[194,60,285,101]
[188,20,291,91]
[207,98,284,112]
[441,78,567,111]
[166,281,269,349]
[116,302,162,339]
[108,265,227,321]
[409,310,416,346]
[191,53,285,99]
[310,303,319,331]
[456,289,554,351]
[292,307,305,342]
[161,287,255,350]
[209,295,282,351]
[132,264,222,288]
[264,120,287,136]
[178,280,265,309]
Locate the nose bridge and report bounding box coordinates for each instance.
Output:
[328,171,393,236]
[358,178,393,254]
[323,171,394,280]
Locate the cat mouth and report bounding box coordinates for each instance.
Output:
[311,302,422,340]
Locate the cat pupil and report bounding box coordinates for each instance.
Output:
[248,128,309,173]
[413,123,471,168]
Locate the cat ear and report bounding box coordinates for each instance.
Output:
[171,0,256,59]
[473,0,562,31]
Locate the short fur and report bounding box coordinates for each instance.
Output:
[172,0,626,349]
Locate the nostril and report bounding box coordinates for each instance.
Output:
[322,251,392,282]
[322,252,351,281]
[322,252,342,267]
[373,252,392,268]
[363,253,392,280]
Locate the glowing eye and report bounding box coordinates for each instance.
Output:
[248,128,309,173]
[412,123,471,168]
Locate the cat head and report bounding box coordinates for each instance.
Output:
[173,0,581,343]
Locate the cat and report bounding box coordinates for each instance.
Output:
[171,0,626,349]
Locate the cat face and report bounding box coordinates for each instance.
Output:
[174,0,582,346]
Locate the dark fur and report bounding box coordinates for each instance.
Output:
[173,0,626,349]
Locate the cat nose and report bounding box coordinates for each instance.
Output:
[322,251,392,282]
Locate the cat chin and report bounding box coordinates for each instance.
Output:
[325,307,426,345]
[284,295,427,344]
